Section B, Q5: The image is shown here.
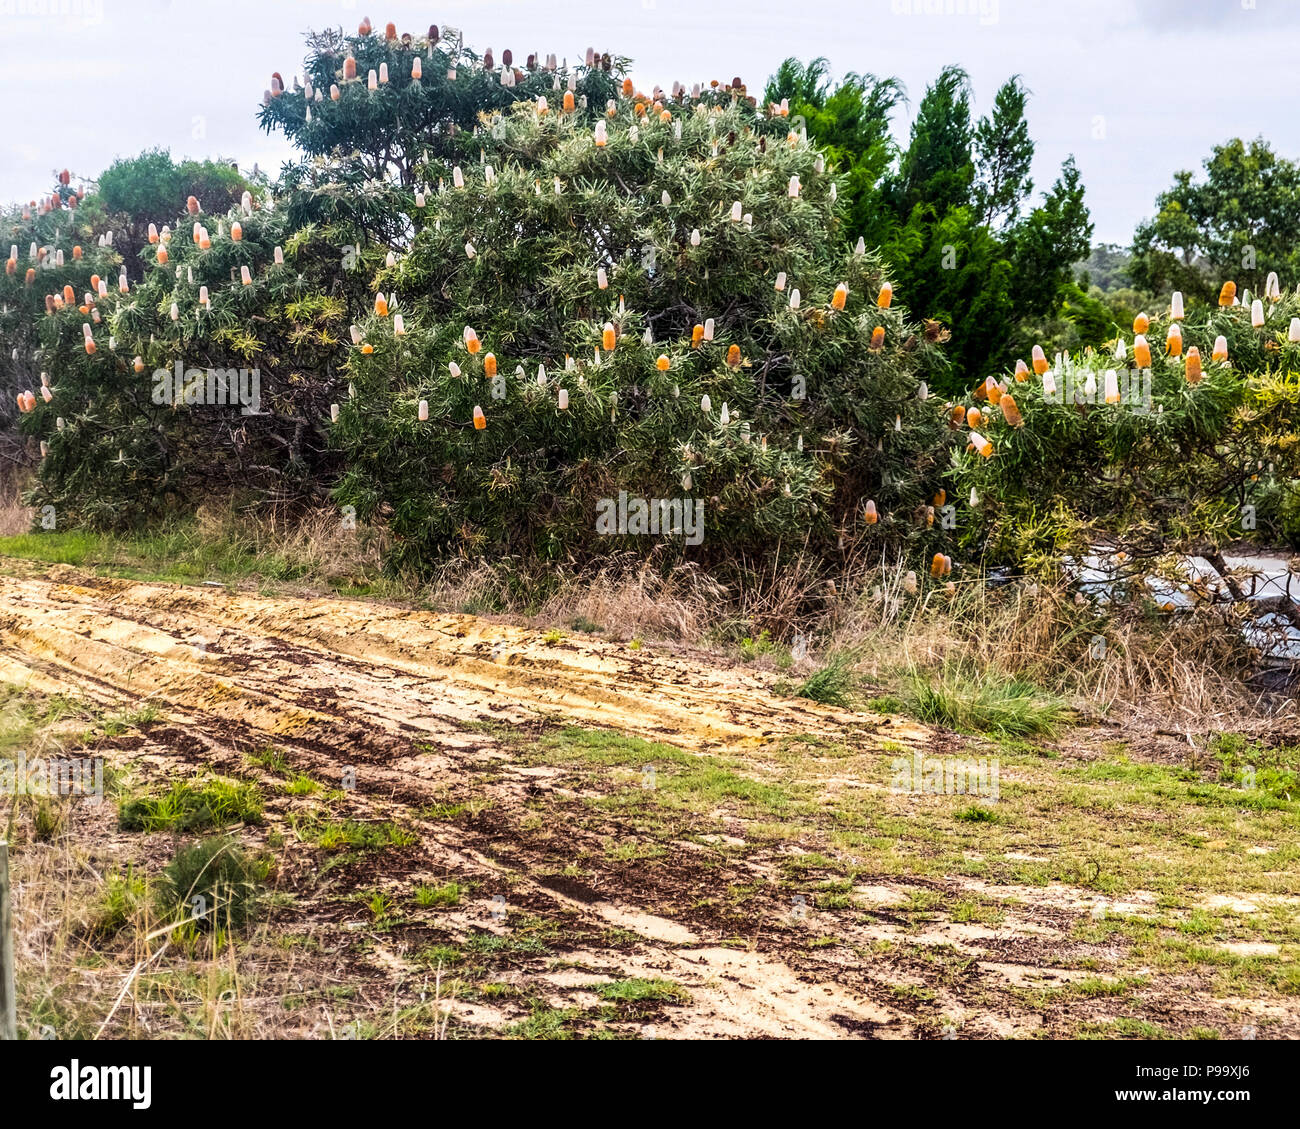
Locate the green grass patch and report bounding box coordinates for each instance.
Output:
[954,804,1001,824]
[904,665,1066,737]
[776,652,859,706]
[590,978,690,1005]
[0,530,103,565]
[118,777,262,833]
[414,882,461,908]
[290,813,418,851]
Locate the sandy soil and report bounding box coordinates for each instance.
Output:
[0,567,1294,1040]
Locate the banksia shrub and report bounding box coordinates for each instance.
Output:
[0,186,121,466]
[951,286,1300,566]
[330,86,951,572]
[260,25,615,246]
[21,191,349,529]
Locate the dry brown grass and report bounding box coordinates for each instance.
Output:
[821,562,1282,730]
[410,547,1289,735]
[0,467,33,536]
[537,559,728,641]
[193,501,390,584]
[418,553,729,642]
[11,826,343,1040]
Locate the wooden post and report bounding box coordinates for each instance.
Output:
[0,841,15,1040]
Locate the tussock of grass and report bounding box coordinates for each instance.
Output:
[91,866,148,938]
[284,773,320,795]
[118,777,263,833]
[414,881,461,907]
[777,652,859,707]
[904,665,1066,737]
[290,813,418,851]
[954,804,1002,824]
[157,836,268,931]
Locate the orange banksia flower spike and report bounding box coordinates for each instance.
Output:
[1133,334,1151,368]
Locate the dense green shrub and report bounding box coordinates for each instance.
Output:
[20,26,625,534]
[260,25,617,245]
[0,187,117,470]
[96,149,250,283]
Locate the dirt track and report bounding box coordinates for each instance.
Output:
[1,567,1295,1039]
[0,568,885,754]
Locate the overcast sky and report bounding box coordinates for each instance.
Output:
[1,0,1295,244]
